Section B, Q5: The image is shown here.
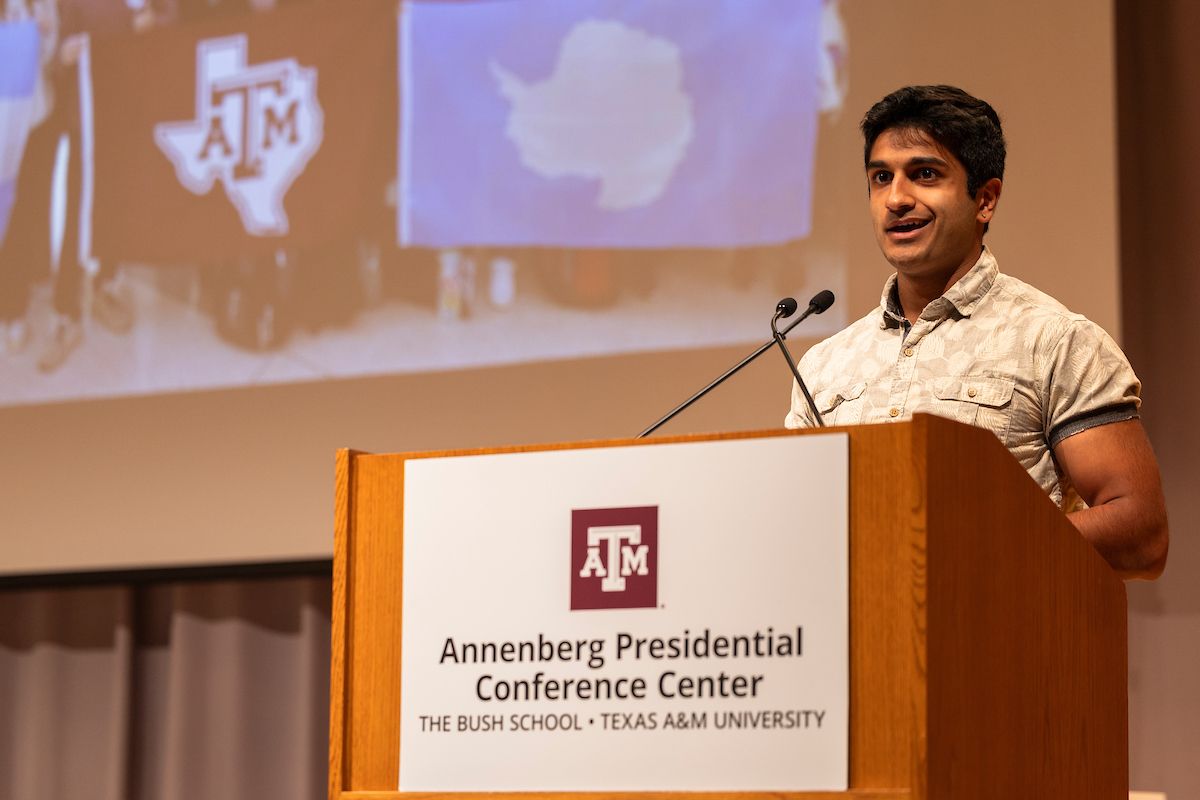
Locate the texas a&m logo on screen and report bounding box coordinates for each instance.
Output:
[570,506,657,610]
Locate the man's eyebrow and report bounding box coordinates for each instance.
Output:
[866,155,950,171]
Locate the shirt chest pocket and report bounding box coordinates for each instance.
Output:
[815,382,867,425]
[931,375,1016,441]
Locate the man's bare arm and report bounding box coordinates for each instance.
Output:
[1054,418,1168,580]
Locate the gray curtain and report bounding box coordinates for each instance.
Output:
[0,576,330,800]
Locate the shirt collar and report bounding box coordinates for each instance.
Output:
[878,246,999,329]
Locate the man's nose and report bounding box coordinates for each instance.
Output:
[886,177,914,212]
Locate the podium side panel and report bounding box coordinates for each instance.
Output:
[921,416,1128,800]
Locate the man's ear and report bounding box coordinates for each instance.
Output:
[976,177,1002,223]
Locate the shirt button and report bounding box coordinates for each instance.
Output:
[889,407,900,418]
[903,347,914,357]
[967,387,978,398]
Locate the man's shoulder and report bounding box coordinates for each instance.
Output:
[982,270,1134,362]
[987,272,1087,327]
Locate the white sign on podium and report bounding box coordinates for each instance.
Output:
[400,433,849,792]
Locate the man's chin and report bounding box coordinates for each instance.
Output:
[882,246,928,272]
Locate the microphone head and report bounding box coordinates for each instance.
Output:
[808,290,835,314]
[776,297,799,318]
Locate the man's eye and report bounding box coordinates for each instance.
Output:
[871,171,891,184]
[916,167,938,180]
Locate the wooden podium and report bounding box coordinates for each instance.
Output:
[329,414,1127,800]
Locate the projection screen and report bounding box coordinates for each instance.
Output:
[0,0,1119,576]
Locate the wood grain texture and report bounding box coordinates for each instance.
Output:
[345,455,406,789]
[840,422,927,795]
[919,415,1128,800]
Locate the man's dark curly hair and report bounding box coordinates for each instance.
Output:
[861,85,1005,199]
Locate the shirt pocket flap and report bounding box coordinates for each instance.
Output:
[933,376,1015,408]
[816,381,867,414]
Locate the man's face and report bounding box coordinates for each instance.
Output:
[866,128,995,281]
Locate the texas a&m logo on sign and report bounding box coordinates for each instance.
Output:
[570,506,657,610]
[155,35,323,237]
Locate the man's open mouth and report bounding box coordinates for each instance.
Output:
[888,218,931,234]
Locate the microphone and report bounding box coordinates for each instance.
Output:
[771,293,831,427]
[636,291,836,438]
[809,289,835,314]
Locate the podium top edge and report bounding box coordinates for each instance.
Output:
[334,420,949,465]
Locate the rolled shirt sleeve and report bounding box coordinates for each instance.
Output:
[1042,318,1141,448]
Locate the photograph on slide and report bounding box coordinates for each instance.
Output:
[0,0,848,408]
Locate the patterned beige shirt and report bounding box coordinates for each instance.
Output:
[785,247,1140,509]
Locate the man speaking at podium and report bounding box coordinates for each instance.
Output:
[784,85,1168,580]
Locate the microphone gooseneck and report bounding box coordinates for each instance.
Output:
[771,294,830,428]
[636,291,836,438]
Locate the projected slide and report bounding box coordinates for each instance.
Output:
[0,0,846,407]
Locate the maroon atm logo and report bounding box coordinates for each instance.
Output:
[570,506,658,610]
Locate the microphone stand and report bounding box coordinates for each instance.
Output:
[637,298,828,438]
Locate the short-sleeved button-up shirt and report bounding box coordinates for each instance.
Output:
[784,248,1140,509]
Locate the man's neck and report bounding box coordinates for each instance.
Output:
[894,247,984,324]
